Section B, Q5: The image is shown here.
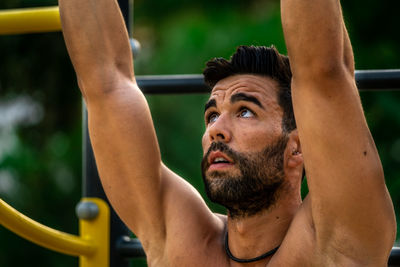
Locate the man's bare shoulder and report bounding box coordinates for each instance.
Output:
[268,197,390,267]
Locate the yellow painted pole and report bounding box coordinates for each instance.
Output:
[79,198,110,267]
[0,197,95,256]
[0,6,61,35]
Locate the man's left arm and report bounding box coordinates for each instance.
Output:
[281,0,396,263]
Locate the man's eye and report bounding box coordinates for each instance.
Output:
[207,113,219,123]
[239,108,254,118]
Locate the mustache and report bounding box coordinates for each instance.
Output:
[202,142,240,168]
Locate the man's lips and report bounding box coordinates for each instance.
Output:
[208,151,234,169]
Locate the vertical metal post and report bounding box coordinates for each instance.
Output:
[117,0,134,35]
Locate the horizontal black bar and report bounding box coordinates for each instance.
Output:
[389,247,400,266]
[117,238,400,265]
[356,69,400,90]
[136,69,400,94]
[116,236,146,258]
[137,74,206,94]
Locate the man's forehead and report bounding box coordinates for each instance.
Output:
[209,74,278,101]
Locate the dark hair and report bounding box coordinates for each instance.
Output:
[203,45,296,133]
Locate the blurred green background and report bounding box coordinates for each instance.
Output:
[0,0,399,266]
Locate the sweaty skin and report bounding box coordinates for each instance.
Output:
[59,0,396,266]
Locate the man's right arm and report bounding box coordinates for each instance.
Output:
[59,0,220,259]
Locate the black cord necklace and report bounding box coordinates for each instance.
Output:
[224,232,280,263]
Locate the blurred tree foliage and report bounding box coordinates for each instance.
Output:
[0,0,399,266]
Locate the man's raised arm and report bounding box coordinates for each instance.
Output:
[281,0,396,264]
[59,0,165,238]
[59,1,219,260]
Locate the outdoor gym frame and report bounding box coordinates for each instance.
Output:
[0,2,399,267]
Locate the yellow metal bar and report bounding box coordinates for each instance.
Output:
[0,6,61,35]
[79,198,110,267]
[0,197,95,256]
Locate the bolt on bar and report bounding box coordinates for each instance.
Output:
[0,6,60,35]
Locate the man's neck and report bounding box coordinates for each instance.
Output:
[226,193,301,263]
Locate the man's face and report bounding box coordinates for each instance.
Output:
[201,74,287,218]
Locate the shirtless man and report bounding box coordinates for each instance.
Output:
[59,0,396,266]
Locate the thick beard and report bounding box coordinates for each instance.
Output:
[201,136,288,219]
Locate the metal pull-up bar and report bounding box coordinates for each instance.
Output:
[0,6,60,35]
[0,5,141,56]
[135,70,400,94]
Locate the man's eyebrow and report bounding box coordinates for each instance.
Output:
[204,99,217,113]
[230,93,264,109]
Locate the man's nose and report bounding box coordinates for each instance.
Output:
[208,114,232,143]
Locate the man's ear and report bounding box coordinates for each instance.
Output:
[285,130,303,168]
